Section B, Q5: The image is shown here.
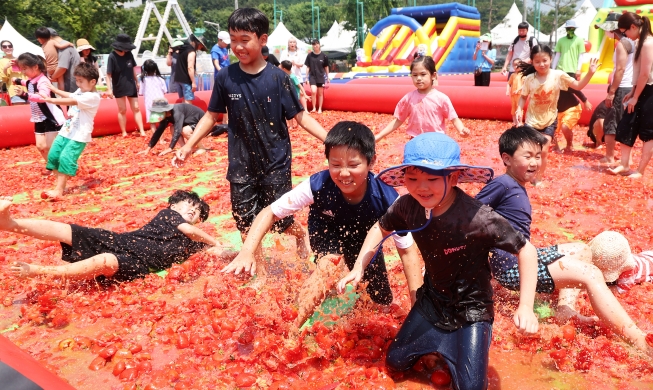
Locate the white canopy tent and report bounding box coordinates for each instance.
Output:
[490,3,550,46]
[267,22,311,56]
[554,0,597,42]
[0,20,44,57]
[320,21,356,54]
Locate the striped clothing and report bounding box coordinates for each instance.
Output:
[27,76,47,123]
[616,251,653,292]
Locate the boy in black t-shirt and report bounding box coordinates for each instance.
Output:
[304,39,329,113]
[5,191,220,283]
[337,133,539,390]
[172,8,327,284]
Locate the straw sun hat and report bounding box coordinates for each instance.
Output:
[588,231,635,283]
[76,39,96,52]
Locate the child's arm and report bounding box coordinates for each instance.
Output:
[514,241,539,334]
[105,74,114,98]
[396,243,422,307]
[177,223,217,246]
[375,118,403,142]
[45,82,70,98]
[43,97,78,106]
[567,58,599,90]
[515,95,527,125]
[506,79,511,96]
[294,111,327,141]
[187,51,197,91]
[52,40,74,50]
[451,118,470,137]
[337,222,388,293]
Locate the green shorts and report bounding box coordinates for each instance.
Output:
[46,136,87,176]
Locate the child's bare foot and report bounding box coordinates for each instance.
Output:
[193,148,207,155]
[43,190,63,199]
[607,166,634,176]
[554,305,598,325]
[295,235,310,260]
[0,196,15,228]
[598,157,615,166]
[122,132,128,137]
[317,110,322,114]
[628,172,643,179]
[9,262,35,278]
[562,147,573,154]
[139,130,147,137]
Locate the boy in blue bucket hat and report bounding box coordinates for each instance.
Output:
[337,132,540,389]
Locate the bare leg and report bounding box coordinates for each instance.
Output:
[0,197,72,244]
[300,94,308,113]
[10,253,119,281]
[560,124,573,152]
[128,97,146,136]
[116,97,128,136]
[554,243,597,323]
[316,87,324,113]
[284,221,310,260]
[630,140,653,179]
[44,171,69,198]
[35,133,57,162]
[533,135,551,186]
[602,134,617,165]
[182,126,206,154]
[593,119,604,149]
[548,257,653,354]
[310,85,317,112]
[608,144,635,176]
[295,254,346,327]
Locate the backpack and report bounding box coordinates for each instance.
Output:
[512,36,535,48]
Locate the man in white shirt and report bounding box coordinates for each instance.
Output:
[501,22,538,76]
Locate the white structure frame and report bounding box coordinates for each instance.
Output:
[133,0,193,57]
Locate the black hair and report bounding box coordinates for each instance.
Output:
[280,60,292,71]
[311,39,320,45]
[518,45,553,77]
[618,12,653,62]
[35,27,51,40]
[518,22,529,30]
[0,40,12,48]
[410,55,436,74]
[324,121,375,164]
[498,126,548,161]
[16,53,47,75]
[168,190,210,222]
[228,8,269,38]
[73,62,99,82]
[140,59,162,81]
[261,46,270,56]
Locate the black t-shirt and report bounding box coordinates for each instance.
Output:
[588,101,610,143]
[266,54,280,67]
[379,188,527,330]
[149,104,205,149]
[174,45,195,85]
[557,88,587,113]
[107,51,138,98]
[208,63,303,184]
[304,52,329,80]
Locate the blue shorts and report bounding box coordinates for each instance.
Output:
[528,119,557,138]
[386,308,492,390]
[180,83,195,101]
[494,245,563,294]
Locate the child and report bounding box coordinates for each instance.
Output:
[139,59,168,133]
[139,99,207,156]
[337,132,539,389]
[12,53,65,166]
[222,122,417,325]
[6,190,218,283]
[304,39,329,113]
[106,34,146,137]
[171,8,327,269]
[515,45,599,186]
[506,58,524,126]
[280,60,309,129]
[554,88,592,152]
[38,62,101,199]
[375,55,470,142]
[476,126,653,354]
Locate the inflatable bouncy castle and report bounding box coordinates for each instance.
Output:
[353,3,480,74]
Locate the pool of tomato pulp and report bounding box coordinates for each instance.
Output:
[0,112,652,389]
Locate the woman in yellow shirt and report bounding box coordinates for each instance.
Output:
[0,40,27,105]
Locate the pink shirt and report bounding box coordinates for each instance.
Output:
[616,251,653,292]
[393,89,458,137]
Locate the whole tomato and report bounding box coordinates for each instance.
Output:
[561,325,576,342]
[431,369,452,386]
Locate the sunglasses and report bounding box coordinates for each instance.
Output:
[1,45,12,49]
[619,28,627,34]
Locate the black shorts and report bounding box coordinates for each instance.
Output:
[229,181,294,233]
[528,119,557,138]
[603,87,631,136]
[494,245,564,294]
[308,75,324,87]
[61,224,149,283]
[34,120,62,134]
[615,84,653,147]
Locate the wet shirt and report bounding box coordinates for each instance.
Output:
[521,70,575,129]
[208,63,303,184]
[394,89,458,137]
[107,51,138,98]
[476,174,531,276]
[379,188,527,330]
[616,252,653,292]
[148,104,205,149]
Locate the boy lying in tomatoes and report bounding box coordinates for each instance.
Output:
[5,190,220,283]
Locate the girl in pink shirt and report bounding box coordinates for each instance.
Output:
[375,55,470,142]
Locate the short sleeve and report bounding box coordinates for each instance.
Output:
[280,73,302,120]
[304,55,310,67]
[207,71,227,113]
[57,49,71,67]
[378,197,409,233]
[160,208,188,228]
[270,179,314,219]
[558,71,575,91]
[521,76,531,96]
[323,54,329,68]
[475,179,506,210]
[392,232,414,249]
[485,210,527,254]
[488,49,496,61]
[107,54,115,74]
[211,47,220,60]
[443,95,458,120]
[394,92,411,121]
[74,91,101,110]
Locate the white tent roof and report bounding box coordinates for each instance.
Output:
[0,20,44,57]
[490,3,550,45]
[554,0,597,42]
[320,21,356,53]
[267,22,311,55]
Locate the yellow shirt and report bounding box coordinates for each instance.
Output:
[521,69,574,129]
[0,58,27,98]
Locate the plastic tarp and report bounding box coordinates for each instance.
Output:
[0,20,44,57]
[490,3,550,45]
[320,21,357,53]
[553,0,597,42]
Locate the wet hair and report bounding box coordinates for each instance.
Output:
[16,53,47,75]
[140,59,162,81]
[228,8,269,38]
[324,121,375,164]
[280,60,292,71]
[518,22,529,30]
[410,55,437,74]
[168,190,210,222]
[73,62,99,82]
[34,27,51,40]
[499,126,548,160]
[518,45,553,77]
[0,40,12,48]
[618,12,653,62]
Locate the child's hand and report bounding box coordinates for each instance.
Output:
[158,148,174,156]
[13,86,24,96]
[514,305,539,334]
[584,100,592,111]
[336,266,364,294]
[515,108,523,125]
[513,90,521,95]
[458,127,470,137]
[221,252,257,277]
[136,147,152,155]
[587,58,600,74]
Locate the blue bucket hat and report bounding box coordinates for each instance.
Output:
[376,133,494,186]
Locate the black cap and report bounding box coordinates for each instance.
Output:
[518,22,529,30]
[261,46,269,56]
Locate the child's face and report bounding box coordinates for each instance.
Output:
[229,29,266,65]
[532,52,551,75]
[19,64,40,79]
[75,76,96,92]
[170,200,202,224]
[404,167,458,209]
[502,142,541,186]
[410,63,436,91]
[327,145,373,203]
